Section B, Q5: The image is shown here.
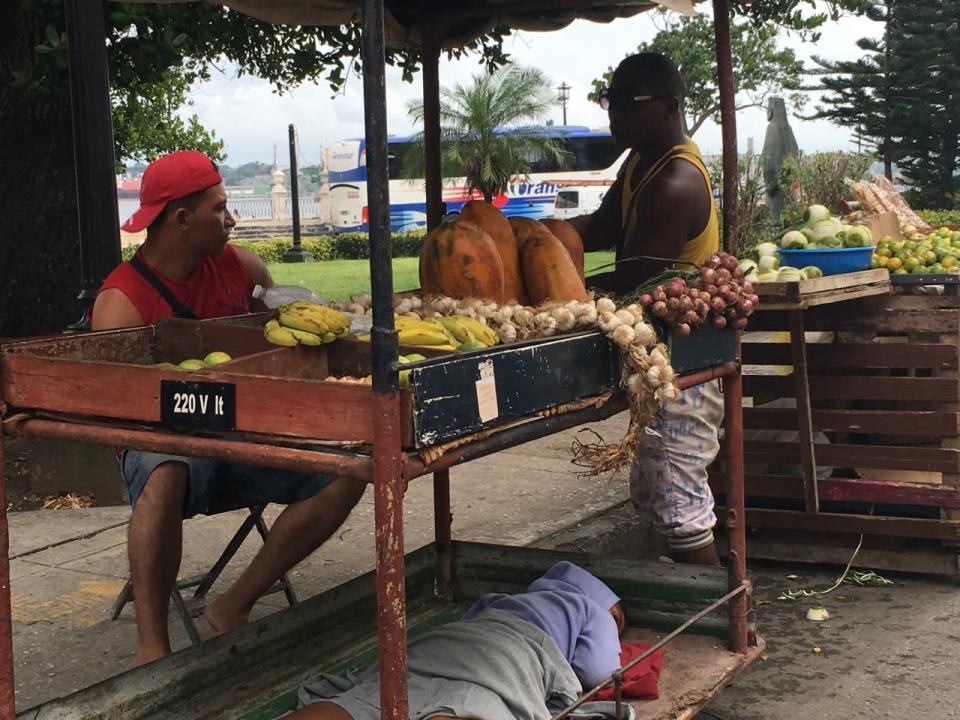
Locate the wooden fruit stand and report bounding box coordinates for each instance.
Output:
[712,269,960,574]
[2,316,760,719]
[0,0,765,716]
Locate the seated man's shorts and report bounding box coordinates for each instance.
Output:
[120,450,336,518]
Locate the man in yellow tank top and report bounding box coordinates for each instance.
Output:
[570,53,723,567]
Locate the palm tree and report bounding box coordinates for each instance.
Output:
[405,64,571,202]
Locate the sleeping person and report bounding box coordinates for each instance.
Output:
[288,561,628,720]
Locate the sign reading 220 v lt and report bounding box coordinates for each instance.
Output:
[160,380,236,431]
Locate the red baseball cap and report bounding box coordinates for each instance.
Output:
[121,150,223,233]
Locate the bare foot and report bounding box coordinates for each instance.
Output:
[204,594,249,635]
[135,646,169,666]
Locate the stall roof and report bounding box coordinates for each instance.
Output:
[116,0,695,47]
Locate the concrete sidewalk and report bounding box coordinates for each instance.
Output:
[8,415,631,711]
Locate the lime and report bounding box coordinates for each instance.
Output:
[931,263,946,274]
[886,257,903,271]
[877,247,892,258]
[944,256,957,270]
[904,257,921,272]
[876,255,889,268]
[894,268,909,275]
[870,257,880,270]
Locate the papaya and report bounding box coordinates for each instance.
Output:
[540,218,585,283]
[419,218,506,302]
[460,200,528,304]
[519,220,589,305]
[508,216,542,254]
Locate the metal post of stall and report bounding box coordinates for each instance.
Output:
[0,404,13,717]
[283,123,311,263]
[421,24,444,231]
[712,0,740,256]
[724,342,749,655]
[64,0,121,328]
[362,1,407,718]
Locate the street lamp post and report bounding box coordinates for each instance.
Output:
[557,82,571,126]
[283,123,312,263]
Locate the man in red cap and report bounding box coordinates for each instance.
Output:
[93,150,365,665]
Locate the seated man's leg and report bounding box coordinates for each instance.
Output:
[122,451,220,664]
[629,379,724,566]
[205,467,367,633]
[286,703,465,720]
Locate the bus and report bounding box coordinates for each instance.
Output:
[325,125,627,232]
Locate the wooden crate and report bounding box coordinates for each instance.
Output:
[753,268,890,308]
[712,285,960,562]
[1,318,621,449]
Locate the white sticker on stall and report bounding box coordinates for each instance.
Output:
[475,360,499,423]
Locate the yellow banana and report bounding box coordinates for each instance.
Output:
[280,309,329,335]
[286,327,323,346]
[398,328,452,346]
[280,302,350,334]
[320,331,337,344]
[409,343,458,352]
[265,319,281,332]
[265,326,298,347]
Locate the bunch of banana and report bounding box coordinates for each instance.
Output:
[394,316,458,351]
[264,301,351,347]
[432,316,499,349]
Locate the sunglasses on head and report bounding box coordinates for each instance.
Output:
[598,87,671,111]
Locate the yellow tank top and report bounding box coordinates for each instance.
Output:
[619,142,719,268]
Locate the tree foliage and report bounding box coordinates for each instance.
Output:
[405,65,569,202]
[809,0,960,208]
[589,12,805,136]
[13,0,511,165]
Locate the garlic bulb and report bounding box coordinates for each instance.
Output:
[497,322,518,343]
[577,305,599,327]
[634,322,657,346]
[650,346,669,368]
[555,308,577,332]
[646,366,662,387]
[612,323,636,349]
[625,373,643,396]
[597,297,617,314]
[614,309,637,327]
[347,303,366,315]
[625,303,644,320]
[598,310,621,333]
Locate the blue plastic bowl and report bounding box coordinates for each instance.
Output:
[777,246,875,276]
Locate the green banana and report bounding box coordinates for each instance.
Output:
[433,316,474,344]
[455,316,499,346]
[320,331,337,344]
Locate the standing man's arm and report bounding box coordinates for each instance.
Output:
[568,176,624,253]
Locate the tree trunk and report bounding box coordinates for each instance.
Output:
[939,121,959,210]
[0,4,82,338]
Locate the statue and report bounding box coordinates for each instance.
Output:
[762,97,799,226]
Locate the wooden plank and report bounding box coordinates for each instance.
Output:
[788,310,819,512]
[725,439,960,472]
[709,472,960,508]
[746,307,960,334]
[1,326,154,362]
[743,407,959,436]
[717,507,960,540]
[754,269,889,299]
[742,342,958,370]
[742,374,958,402]
[0,354,398,444]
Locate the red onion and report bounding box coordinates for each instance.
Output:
[740,299,754,314]
[673,323,691,337]
[666,279,686,298]
[717,268,732,282]
[710,296,726,313]
[706,254,721,269]
[749,294,760,306]
[699,291,711,303]
[721,254,739,272]
[684,310,700,325]
[712,315,727,329]
[731,318,749,330]
[679,296,693,313]
[639,293,654,307]
[700,268,718,286]
[651,301,668,318]
[667,297,681,312]
[653,289,667,304]
[740,281,754,294]
[704,284,719,297]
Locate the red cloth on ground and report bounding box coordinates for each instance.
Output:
[594,641,664,701]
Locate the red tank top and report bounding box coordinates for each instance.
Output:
[99,245,254,324]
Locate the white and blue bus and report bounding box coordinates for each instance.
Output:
[326,126,627,232]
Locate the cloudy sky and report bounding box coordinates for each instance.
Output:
[185,5,881,167]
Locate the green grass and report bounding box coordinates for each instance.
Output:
[268,251,615,302]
